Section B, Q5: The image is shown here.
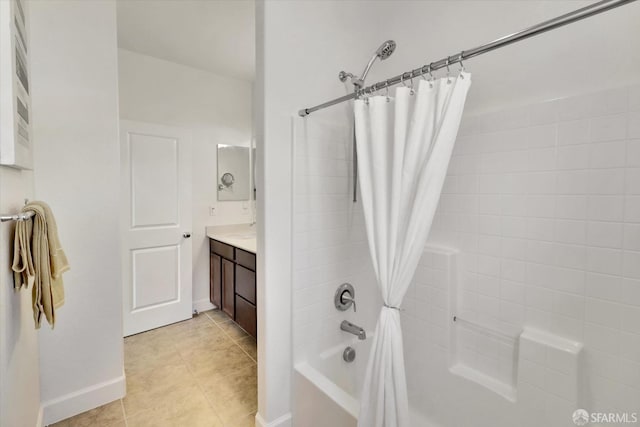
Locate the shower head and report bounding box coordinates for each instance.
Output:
[357,40,396,87]
[339,40,397,89]
[375,40,396,61]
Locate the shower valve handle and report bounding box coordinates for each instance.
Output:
[341,291,356,312]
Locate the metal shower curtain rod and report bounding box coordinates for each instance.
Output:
[298,0,638,117]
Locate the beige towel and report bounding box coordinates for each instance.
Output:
[12,201,69,328]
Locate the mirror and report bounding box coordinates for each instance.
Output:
[217,144,250,201]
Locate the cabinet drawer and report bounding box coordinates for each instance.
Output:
[210,239,234,260]
[235,295,257,338]
[235,265,256,305]
[236,248,256,270]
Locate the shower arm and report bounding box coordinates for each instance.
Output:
[298,0,638,117]
[351,55,380,88]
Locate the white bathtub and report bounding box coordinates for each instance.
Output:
[293,337,439,427]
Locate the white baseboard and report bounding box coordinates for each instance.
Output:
[41,374,126,426]
[193,298,216,313]
[36,405,43,427]
[255,412,292,427]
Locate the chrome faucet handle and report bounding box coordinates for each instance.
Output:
[335,283,355,312]
[341,291,356,312]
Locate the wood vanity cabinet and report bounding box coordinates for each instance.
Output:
[209,239,257,338]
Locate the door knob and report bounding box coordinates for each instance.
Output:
[183,232,191,238]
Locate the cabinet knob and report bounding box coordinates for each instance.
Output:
[183,232,191,238]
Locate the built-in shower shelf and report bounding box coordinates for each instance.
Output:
[440,246,584,407]
[449,315,520,402]
[449,363,517,402]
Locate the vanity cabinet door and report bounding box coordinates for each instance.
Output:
[210,253,222,308]
[221,258,235,318]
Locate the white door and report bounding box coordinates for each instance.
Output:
[120,120,192,336]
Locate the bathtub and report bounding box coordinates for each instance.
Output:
[293,336,439,427]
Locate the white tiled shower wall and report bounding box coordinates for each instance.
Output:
[403,84,640,425]
[292,112,381,365]
[292,84,640,427]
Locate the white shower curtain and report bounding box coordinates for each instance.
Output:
[355,72,471,427]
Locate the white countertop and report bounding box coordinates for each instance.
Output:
[206,223,256,253]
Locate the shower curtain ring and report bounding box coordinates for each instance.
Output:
[384,81,390,102]
[428,63,434,88]
[401,72,415,95]
[446,57,452,84]
[358,88,368,104]
[420,65,428,80]
[458,51,465,79]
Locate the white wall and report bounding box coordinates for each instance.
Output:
[256,2,382,425]
[354,1,640,115]
[29,1,124,424]
[0,2,41,426]
[117,49,253,311]
[401,84,640,427]
[291,113,381,366]
[364,10,640,427]
[0,167,40,427]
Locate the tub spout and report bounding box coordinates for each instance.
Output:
[340,320,366,340]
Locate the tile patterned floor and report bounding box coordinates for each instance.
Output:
[51,310,257,427]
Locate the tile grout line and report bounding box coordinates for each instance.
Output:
[204,311,257,363]
[172,314,227,427]
[202,311,257,367]
[60,314,252,427]
[202,312,258,420]
[123,314,232,425]
[196,311,258,423]
[120,399,129,427]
